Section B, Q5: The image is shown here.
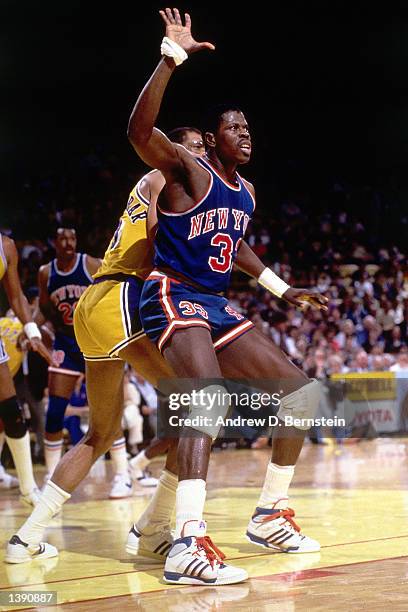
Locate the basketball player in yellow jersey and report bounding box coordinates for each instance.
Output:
[0,234,53,507]
[6,128,206,564]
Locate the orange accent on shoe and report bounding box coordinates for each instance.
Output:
[260,508,301,533]
[195,536,226,568]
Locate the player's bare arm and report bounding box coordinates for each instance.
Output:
[2,237,54,363]
[85,255,102,276]
[235,240,328,311]
[37,264,55,323]
[127,9,214,211]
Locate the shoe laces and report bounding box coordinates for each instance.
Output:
[261,508,301,533]
[194,536,226,569]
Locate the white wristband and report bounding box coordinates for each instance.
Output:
[258,268,290,298]
[24,322,41,340]
[161,36,188,66]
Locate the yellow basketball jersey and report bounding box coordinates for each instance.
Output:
[0,234,7,281]
[0,316,24,376]
[93,177,154,281]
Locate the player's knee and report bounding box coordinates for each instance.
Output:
[46,396,70,434]
[277,379,321,430]
[188,384,230,440]
[0,396,27,438]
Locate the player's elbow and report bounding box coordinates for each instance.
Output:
[127,117,151,150]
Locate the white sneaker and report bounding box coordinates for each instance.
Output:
[0,465,18,489]
[126,524,173,561]
[131,467,158,487]
[109,473,133,499]
[164,520,248,585]
[19,488,41,508]
[5,535,58,564]
[137,470,158,487]
[246,500,320,553]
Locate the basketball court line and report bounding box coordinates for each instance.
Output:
[1,535,407,591]
[4,554,406,612]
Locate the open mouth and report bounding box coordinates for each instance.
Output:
[239,143,251,153]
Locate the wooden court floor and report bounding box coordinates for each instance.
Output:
[1,438,408,611]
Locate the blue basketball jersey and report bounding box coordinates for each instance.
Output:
[48,253,93,336]
[154,157,255,293]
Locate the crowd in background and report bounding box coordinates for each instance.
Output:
[1,146,408,451]
[3,147,407,378]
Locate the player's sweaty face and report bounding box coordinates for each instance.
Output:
[56,230,77,258]
[216,111,251,164]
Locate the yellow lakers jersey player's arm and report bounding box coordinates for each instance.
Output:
[2,237,40,328]
[1,236,54,364]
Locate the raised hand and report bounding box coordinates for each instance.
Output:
[283,288,329,311]
[159,8,215,55]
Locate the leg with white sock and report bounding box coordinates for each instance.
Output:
[44,395,70,478]
[109,435,132,499]
[129,437,170,487]
[126,438,177,558]
[246,432,320,553]
[217,326,323,554]
[5,360,125,563]
[157,328,248,585]
[246,381,322,553]
[122,399,143,456]
[0,394,39,503]
[0,429,19,489]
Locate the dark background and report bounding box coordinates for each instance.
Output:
[2,0,408,219]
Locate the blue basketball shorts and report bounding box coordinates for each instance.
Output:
[49,332,85,376]
[140,271,254,353]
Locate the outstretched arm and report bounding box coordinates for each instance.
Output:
[127,8,214,171]
[2,238,34,326]
[236,240,328,311]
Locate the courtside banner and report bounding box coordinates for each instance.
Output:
[331,371,396,401]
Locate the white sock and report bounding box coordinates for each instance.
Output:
[6,432,37,495]
[257,462,295,509]
[174,479,206,539]
[16,481,71,545]
[129,449,150,478]
[136,469,177,535]
[44,439,63,477]
[110,437,129,476]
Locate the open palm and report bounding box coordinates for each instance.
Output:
[160,8,215,55]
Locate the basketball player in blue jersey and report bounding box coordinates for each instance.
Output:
[127,8,328,586]
[0,233,53,506]
[37,228,101,478]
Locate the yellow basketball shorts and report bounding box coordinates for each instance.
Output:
[74,275,146,361]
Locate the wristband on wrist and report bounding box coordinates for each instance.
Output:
[160,36,188,66]
[257,267,290,298]
[23,322,41,340]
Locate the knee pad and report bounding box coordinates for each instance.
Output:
[187,384,230,440]
[46,396,69,434]
[277,379,321,430]
[0,396,27,438]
